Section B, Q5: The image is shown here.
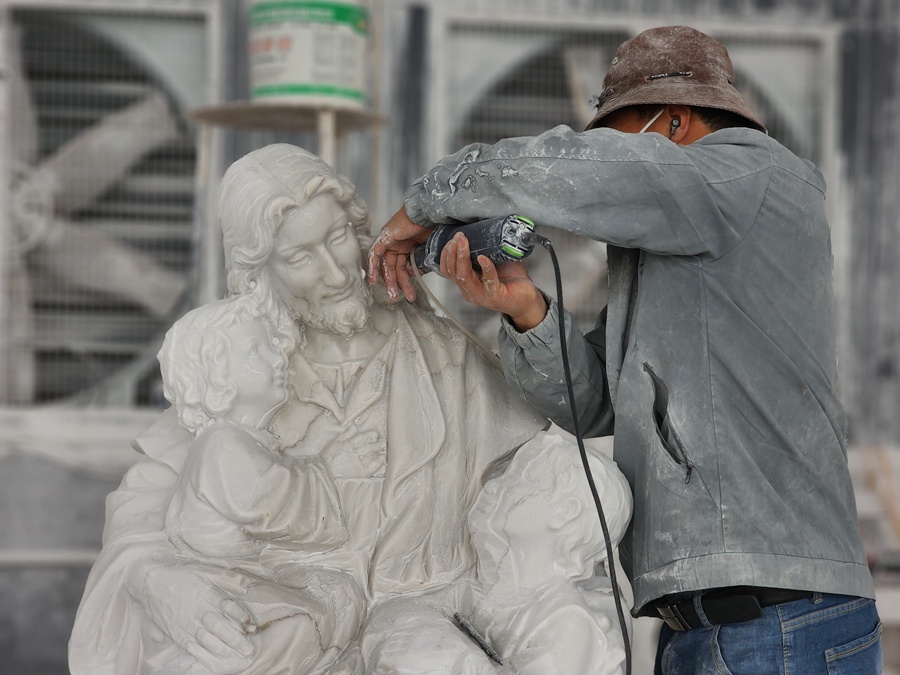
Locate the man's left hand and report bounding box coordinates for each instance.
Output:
[367,207,430,302]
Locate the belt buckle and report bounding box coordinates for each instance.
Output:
[657,603,691,631]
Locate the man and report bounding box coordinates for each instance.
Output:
[69,145,546,673]
[369,26,882,673]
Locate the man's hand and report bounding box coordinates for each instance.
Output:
[441,232,548,331]
[367,207,430,302]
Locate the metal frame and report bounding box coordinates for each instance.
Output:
[0,8,11,402]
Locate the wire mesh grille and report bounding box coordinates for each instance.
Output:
[5,10,200,405]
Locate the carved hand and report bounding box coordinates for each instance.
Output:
[320,428,386,479]
[137,559,256,673]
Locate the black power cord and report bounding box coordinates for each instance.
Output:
[528,232,633,675]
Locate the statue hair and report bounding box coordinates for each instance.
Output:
[158,295,296,434]
[513,442,614,581]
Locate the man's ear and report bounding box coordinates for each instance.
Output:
[666,105,693,144]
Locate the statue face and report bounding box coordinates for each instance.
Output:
[267,193,371,335]
[226,314,288,424]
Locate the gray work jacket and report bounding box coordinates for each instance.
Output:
[404,125,875,616]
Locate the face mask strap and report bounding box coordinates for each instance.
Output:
[639,107,666,133]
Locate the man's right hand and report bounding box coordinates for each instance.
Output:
[441,232,549,332]
[139,560,256,673]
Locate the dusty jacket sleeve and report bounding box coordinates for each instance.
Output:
[404,125,771,258]
[498,297,614,438]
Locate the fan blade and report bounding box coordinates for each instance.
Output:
[27,217,186,318]
[38,90,180,215]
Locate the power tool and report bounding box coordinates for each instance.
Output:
[412,214,538,275]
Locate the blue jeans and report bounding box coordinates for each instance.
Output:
[654,593,883,674]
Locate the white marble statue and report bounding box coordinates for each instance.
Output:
[68,144,632,674]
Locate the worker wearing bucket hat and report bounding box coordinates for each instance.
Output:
[371,26,881,673]
[585,25,765,133]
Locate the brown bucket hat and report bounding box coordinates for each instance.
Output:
[586,26,765,132]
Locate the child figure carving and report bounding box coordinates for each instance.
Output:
[156,295,362,674]
[467,433,632,675]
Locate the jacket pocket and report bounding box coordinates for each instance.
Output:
[643,362,694,484]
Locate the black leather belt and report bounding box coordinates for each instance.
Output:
[655,586,814,631]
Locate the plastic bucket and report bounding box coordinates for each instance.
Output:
[249,1,369,110]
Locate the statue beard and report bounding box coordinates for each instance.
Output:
[299,275,373,338]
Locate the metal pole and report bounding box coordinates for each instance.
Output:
[317,108,337,168]
[0,7,13,403]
